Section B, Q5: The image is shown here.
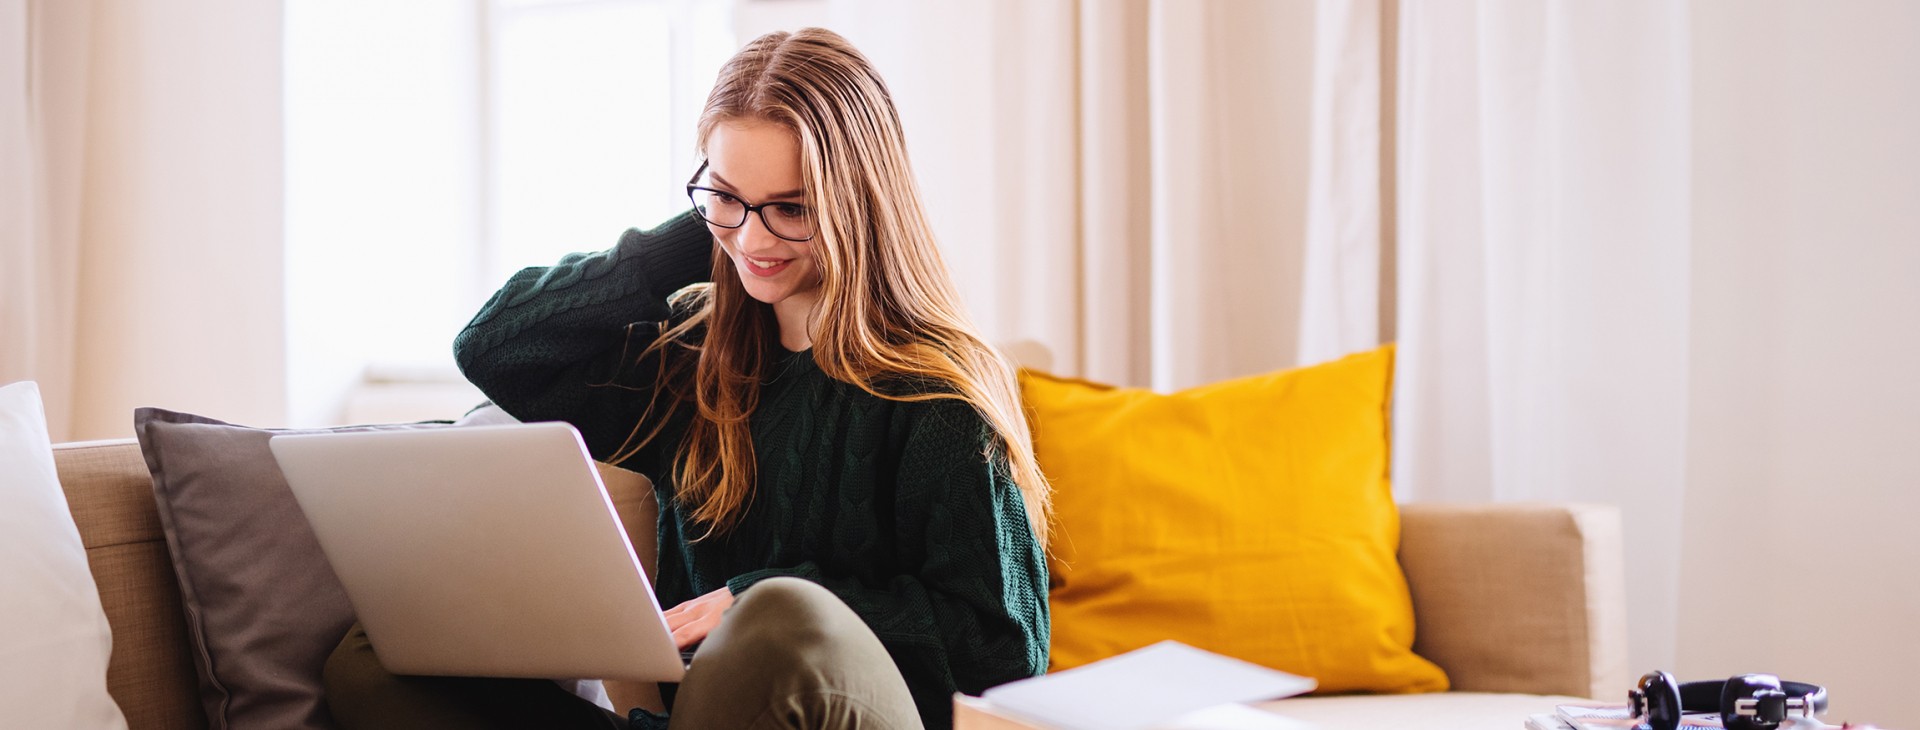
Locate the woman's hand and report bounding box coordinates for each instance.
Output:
[662,586,735,650]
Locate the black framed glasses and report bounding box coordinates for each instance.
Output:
[686,162,816,242]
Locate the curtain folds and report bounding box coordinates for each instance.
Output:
[1298,0,1388,365]
[1,0,91,442]
[1393,0,1692,674]
[4,1,285,442]
[828,0,1387,391]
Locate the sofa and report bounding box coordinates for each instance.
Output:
[53,434,1628,730]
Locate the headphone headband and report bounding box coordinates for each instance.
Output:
[1677,677,1829,716]
[1630,671,1828,730]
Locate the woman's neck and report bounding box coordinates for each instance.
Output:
[772,292,819,352]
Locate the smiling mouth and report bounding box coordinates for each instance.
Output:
[746,256,788,270]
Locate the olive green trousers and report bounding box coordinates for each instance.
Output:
[323,577,925,730]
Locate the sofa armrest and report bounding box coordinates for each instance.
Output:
[1397,502,1629,700]
[54,439,210,728]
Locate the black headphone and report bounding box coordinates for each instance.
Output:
[1628,670,1829,730]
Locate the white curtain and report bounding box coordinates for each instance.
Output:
[824,0,1387,390]
[0,0,91,442]
[2,2,285,442]
[1393,0,1692,675]
[1298,0,1390,364]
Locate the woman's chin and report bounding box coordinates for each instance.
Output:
[736,276,789,305]
[731,263,821,308]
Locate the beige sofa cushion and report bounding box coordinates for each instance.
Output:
[1399,502,1628,699]
[56,439,207,730]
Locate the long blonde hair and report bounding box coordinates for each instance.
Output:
[612,28,1051,544]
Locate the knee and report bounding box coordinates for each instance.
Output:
[732,577,838,618]
[721,577,858,657]
[673,580,919,728]
[322,624,446,729]
[322,627,387,721]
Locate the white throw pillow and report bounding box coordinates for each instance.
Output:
[0,381,129,729]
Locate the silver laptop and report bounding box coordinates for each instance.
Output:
[269,422,686,683]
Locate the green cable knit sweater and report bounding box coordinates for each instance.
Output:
[452,211,1048,728]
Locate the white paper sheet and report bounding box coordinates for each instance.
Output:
[981,641,1318,730]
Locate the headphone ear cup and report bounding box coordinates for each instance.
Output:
[1722,674,1785,730]
[1635,671,1683,730]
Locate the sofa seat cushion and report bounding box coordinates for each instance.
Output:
[1257,691,1586,730]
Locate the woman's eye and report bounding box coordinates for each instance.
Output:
[712,192,740,205]
[774,204,808,219]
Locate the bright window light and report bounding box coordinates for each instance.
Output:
[490,1,679,281]
[284,0,732,426]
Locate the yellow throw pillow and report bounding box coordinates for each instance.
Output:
[1022,344,1448,694]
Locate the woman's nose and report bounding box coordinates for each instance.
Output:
[735,212,782,251]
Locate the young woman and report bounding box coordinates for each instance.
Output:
[323,28,1050,730]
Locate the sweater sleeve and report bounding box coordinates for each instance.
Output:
[725,400,1051,708]
[452,211,712,464]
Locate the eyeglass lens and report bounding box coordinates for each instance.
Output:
[689,189,814,242]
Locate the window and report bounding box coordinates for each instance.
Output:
[284,0,736,426]
[487,0,734,284]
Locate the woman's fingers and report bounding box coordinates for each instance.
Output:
[671,612,718,649]
[664,586,735,648]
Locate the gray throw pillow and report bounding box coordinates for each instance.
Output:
[133,408,447,730]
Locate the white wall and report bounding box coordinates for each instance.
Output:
[1682,1,1920,725]
[69,1,285,439]
[732,0,829,43]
